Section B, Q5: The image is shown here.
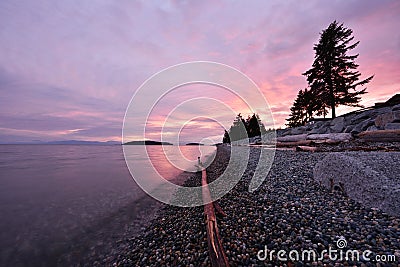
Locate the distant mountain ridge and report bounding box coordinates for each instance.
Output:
[46,140,120,145]
[0,140,121,145]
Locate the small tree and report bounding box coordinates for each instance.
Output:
[287,89,321,127]
[222,130,230,144]
[228,113,247,141]
[246,114,262,137]
[256,114,267,135]
[303,20,373,118]
[286,90,306,127]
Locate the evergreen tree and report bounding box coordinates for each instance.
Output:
[245,113,267,137]
[247,114,261,137]
[286,88,323,127]
[228,113,247,141]
[222,130,230,144]
[303,20,373,118]
[223,113,266,142]
[256,114,267,135]
[286,90,307,127]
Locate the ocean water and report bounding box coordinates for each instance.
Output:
[0,144,216,266]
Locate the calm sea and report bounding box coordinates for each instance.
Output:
[0,144,216,266]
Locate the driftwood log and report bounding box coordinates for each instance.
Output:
[358,129,400,142]
[295,145,318,152]
[275,140,314,147]
[200,163,230,267]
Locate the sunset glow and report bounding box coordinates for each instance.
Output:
[0,0,399,143]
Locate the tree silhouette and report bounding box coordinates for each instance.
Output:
[303,20,373,118]
[246,113,267,137]
[286,89,307,127]
[256,114,267,135]
[222,113,267,143]
[222,130,230,144]
[228,113,247,141]
[287,87,332,127]
[246,114,260,137]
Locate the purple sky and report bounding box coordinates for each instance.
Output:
[0,0,399,143]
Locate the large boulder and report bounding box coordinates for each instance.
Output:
[366,125,379,131]
[350,107,391,125]
[329,117,345,133]
[314,152,400,217]
[301,122,313,131]
[374,111,400,129]
[375,112,394,129]
[309,126,328,134]
[392,104,400,111]
[393,111,400,122]
[351,118,375,135]
[309,120,331,134]
[350,110,376,125]
[276,129,289,137]
[290,126,307,135]
[343,113,357,124]
[312,121,325,128]
[344,124,355,133]
[280,128,292,137]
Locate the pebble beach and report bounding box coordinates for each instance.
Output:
[103,146,400,267]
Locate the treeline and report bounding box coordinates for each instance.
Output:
[286,21,373,128]
[222,113,267,143]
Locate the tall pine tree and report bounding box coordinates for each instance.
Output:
[303,21,373,118]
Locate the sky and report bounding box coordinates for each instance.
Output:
[0,0,399,144]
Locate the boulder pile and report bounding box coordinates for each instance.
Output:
[277,94,400,144]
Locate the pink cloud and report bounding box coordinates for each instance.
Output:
[0,0,399,141]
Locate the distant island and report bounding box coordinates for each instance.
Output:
[123,140,173,145]
[186,143,204,146]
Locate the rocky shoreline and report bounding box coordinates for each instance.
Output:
[278,95,400,137]
[271,95,400,153]
[100,146,399,266]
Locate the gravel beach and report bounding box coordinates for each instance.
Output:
[104,146,400,266]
